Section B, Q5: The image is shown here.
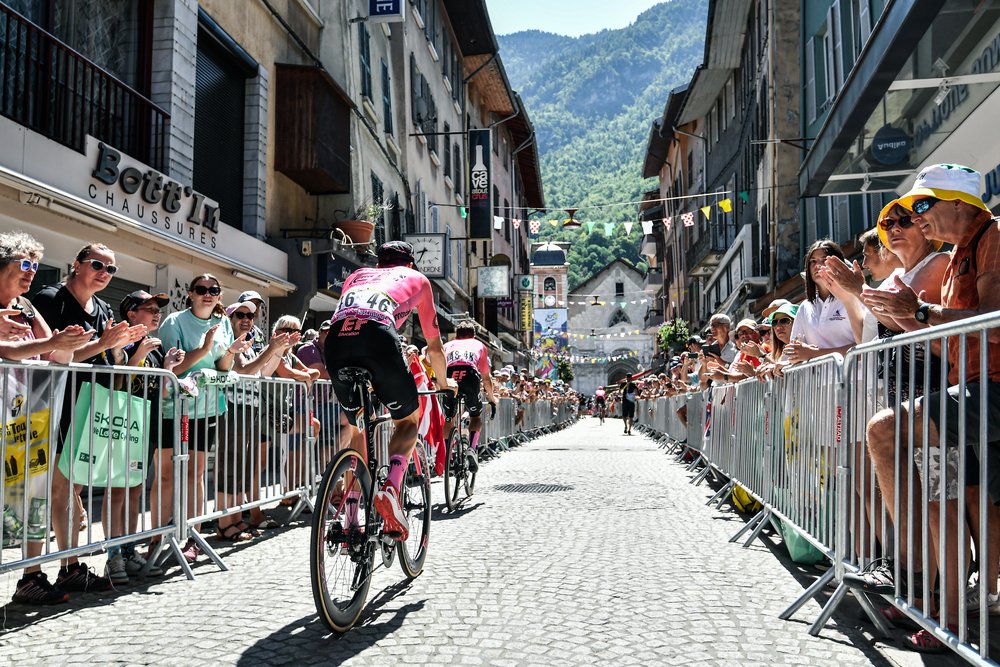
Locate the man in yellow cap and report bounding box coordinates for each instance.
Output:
[849,163,1000,651]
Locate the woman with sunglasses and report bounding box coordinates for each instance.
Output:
[0,233,95,606]
[154,274,252,563]
[214,301,293,540]
[29,243,147,598]
[755,303,798,380]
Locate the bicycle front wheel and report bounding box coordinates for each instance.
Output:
[398,439,431,578]
[311,449,374,634]
[443,431,463,511]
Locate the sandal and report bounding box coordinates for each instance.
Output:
[215,524,252,542]
[904,628,949,654]
[235,521,262,538]
[250,518,280,530]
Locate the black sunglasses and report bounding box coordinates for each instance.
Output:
[231,311,255,320]
[911,197,940,215]
[86,259,118,275]
[772,317,792,326]
[878,215,914,231]
[277,327,301,334]
[192,284,221,296]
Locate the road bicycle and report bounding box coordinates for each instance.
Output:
[310,366,446,633]
[442,394,494,512]
[596,402,606,424]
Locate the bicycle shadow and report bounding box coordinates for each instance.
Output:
[430,501,484,522]
[235,580,425,665]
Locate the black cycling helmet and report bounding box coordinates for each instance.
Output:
[376,241,416,268]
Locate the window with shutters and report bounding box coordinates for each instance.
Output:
[452,143,461,196]
[371,172,385,246]
[443,122,451,175]
[359,22,372,100]
[381,60,393,137]
[194,23,252,231]
[503,198,510,242]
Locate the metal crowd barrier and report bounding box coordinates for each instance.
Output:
[2,359,581,584]
[2,361,182,576]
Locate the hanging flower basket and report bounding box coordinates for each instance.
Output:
[333,219,375,244]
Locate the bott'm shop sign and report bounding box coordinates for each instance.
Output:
[87,139,221,249]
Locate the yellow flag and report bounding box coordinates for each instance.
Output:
[718,198,732,213]
[700,205,712,220]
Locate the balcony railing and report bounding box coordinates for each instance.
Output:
[0,4,169,171]
[685,227,731,273]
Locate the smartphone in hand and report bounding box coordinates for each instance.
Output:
[702,342,722,358]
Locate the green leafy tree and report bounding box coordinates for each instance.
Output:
[556,356,575,383]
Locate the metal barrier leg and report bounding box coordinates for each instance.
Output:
[707,479,736,507]
[844,590,893,638]
[730,507,767,543]
[778,567,835,620]
[151,534,196,581]
[187,530,229,572]
[287,492,315,523]
[691,464,712,486]
[743,508,774,548]
[686,453,703,472]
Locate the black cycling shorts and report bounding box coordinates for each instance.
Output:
[621,399,636,419]
[324,318,418,426]
[441,365,483,420]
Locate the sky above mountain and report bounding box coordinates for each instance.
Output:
[484,0,665,36]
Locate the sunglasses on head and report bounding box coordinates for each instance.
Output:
[16,259,39,272]
[231,310,255,320]
[86,259,118,275]
[911,197,941,215]
[192,284,221,296]
[772,317,792,326]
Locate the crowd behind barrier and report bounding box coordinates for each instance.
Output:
[1,359,577,583]
[632,311,1000,666]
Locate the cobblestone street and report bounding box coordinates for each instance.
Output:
[0,418,959,665]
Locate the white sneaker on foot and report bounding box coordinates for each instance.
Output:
[105,554,129,585]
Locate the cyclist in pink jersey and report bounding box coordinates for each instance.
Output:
[442,320,497,473]
[325,242,456,540]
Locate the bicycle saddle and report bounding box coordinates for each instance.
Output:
[337,367,372,383]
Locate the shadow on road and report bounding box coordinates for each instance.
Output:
[430,501,485,521]
[236,579,425,665]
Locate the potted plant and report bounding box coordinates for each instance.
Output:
[333,200,390,245]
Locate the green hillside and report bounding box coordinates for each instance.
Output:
[498,0,708,289]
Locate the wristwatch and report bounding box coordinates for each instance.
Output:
[914,302,932,323]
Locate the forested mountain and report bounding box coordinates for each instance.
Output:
[498,0,708,288]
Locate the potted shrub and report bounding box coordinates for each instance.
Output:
[334,201,389,245]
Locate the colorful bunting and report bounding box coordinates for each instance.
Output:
[513,218,521,229]
[664,217,672,232]
[681,212,695,227]
[548,219,559,227]
[603,223,616,236]
[624,222,634,234]
[700,205,712,220]
[586,221,596,233]
[718,198,733,213]
[641,220,653,235]
[529,220,541,235]
[738,191,749,204]
[494,215,504,230]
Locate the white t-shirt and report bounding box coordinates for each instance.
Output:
[789,295,855,351]
[860,252,945,342]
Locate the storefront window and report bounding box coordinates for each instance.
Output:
[822,0,1000,194]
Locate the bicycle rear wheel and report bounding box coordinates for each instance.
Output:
[443,431,463,511]
[464,437,477,498]
[398,439,431,578]
[311,449,374,633]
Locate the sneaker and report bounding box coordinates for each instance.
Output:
[466,449,479,474]
[373,485,409,541]
[967,587,1000,615]
[11,571,68,605]
[842,558,896,595]
[124,550,162,577]
[181,539,200,564]
[104,554,129,585]
[55,561,113,593]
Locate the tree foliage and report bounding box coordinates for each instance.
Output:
[556,356,575,383]
[499,0,708,287]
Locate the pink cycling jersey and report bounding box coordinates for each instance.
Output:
[330,266,440,338]
[444,338,490,376]
[595,388,606,399]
